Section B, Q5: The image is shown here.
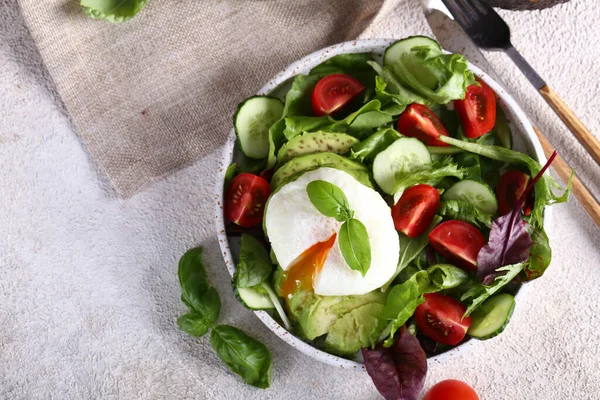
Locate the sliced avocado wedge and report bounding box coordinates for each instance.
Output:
[275,131,359,169]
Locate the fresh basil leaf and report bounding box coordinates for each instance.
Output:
[438,135,572,228]
[382,273,427,347]
[362,327,427,400]
[306,180,352,221]
[81,0,147,23]
[392,159,464,203]
[339,218,371,276]
[177,313,211,337]
[235,234,273,288]
[462,263,524,317]
[350,128,402,164]
[210,325,272,389]
[438,200,492,229]
[184,287,221,329]
[521,226,552,281]
[178,247,209,309]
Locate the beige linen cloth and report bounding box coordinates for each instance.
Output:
[18,0,383,196]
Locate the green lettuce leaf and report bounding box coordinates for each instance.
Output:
[392,159,464,203]
[350,128,402,163]
[81,0,147,22]
[438,199,493,229]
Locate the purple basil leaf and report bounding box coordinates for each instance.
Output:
[362,328,427,400]
[476,212,533,284]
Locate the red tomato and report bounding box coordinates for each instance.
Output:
[397,103,450,146]
[424,380,479,400]
[415,293,472,346]
[497,170,532,216]
[428,220,485,271]
[311,74,364,116]
[392,184,440,237]
[455,78,497,138]
[225,173,271,228]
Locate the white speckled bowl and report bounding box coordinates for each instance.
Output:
[215,39,549,369]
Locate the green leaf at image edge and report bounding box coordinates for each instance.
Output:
[81,0,148,23]
[338,218,371,276]
[306,180,353,221]
[235,234,273,288]
[210,325,272,389]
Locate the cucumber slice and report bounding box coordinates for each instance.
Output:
[493,105,512,149]
[235,286,275,310]
[468,293,515,339]
[372,137,431,194]
[443,179,498,215]
[234,96,284,159]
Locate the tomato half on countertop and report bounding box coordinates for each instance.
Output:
[428,220,486,271]
[311,74,365,116]
[225,173,271,228]
[455,78,497,139]
[497,170,533,216]
[415,293,472,346]
[397,103,450,147]
[424,380,479,400]
[392,184,440,238]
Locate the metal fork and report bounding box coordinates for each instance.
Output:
[441,0,600,166]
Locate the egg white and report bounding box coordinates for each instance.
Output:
[265,167,399,296]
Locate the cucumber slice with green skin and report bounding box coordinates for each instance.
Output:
[234,96,284,159]
[383,36,442,90]
[235,286,275,310]
[468,293,515,339]
[443,179,498,215]
[372,137,431,194]
[493,105,513,149]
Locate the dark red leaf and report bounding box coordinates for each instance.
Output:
[362,328,427,400]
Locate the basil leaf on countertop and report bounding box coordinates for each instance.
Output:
[306,180,353,221]
[81,0,147,23]
[210,325,273,389]
[235,234,273,288]
[179,247,210,310]
[339,218,371,276]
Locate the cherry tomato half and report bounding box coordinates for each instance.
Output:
[392,184,440,237]
[428,220,485,271]
[225,173,271,228]
[455,78,497,139]
[415,293,472,346]
[497,170,532,216]
[397,103,450,146]
[311,74,364,116]
[424,379,479,400]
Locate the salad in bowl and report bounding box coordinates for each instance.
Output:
[215,36,570,397]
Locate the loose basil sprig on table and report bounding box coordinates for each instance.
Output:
[306,180,371,276]
[177,247,272,389]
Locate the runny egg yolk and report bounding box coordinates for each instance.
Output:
[280,232,337,298]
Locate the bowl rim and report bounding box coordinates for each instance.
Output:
[214,38,550,370]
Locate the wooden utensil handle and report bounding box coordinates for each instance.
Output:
[539,84,600,165]
[533,126,600,229]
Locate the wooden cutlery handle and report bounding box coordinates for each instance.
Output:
[533,126,600,229]
[539,84,600,165]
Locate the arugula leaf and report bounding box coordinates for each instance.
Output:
[438,136,572,228]
[362,327,427,400]
[235,235,273,288]
[306,180,353,221]
[339,218,371,276]
[210,325,272,389]
[438,200,492,229]
[177,248,221,337]
[521,225,552,281]
[392,159,464,203]
[350,128,402,164]
[426,264,470,291]
[462,263,524,317]
[81,0,147,23]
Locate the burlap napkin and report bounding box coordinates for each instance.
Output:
[18,0,383,196]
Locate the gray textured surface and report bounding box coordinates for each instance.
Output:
[1,0,599,399]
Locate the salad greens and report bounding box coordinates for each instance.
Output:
[221,36,572,398]
[81,0,147,22]
[177,247,273,388]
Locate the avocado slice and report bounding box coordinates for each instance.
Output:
[323,303,386,356]
[275,131,359,169]
[270,152,373,190]
[288,289,387,341]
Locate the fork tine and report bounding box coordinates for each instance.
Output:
[441,0,472,29]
